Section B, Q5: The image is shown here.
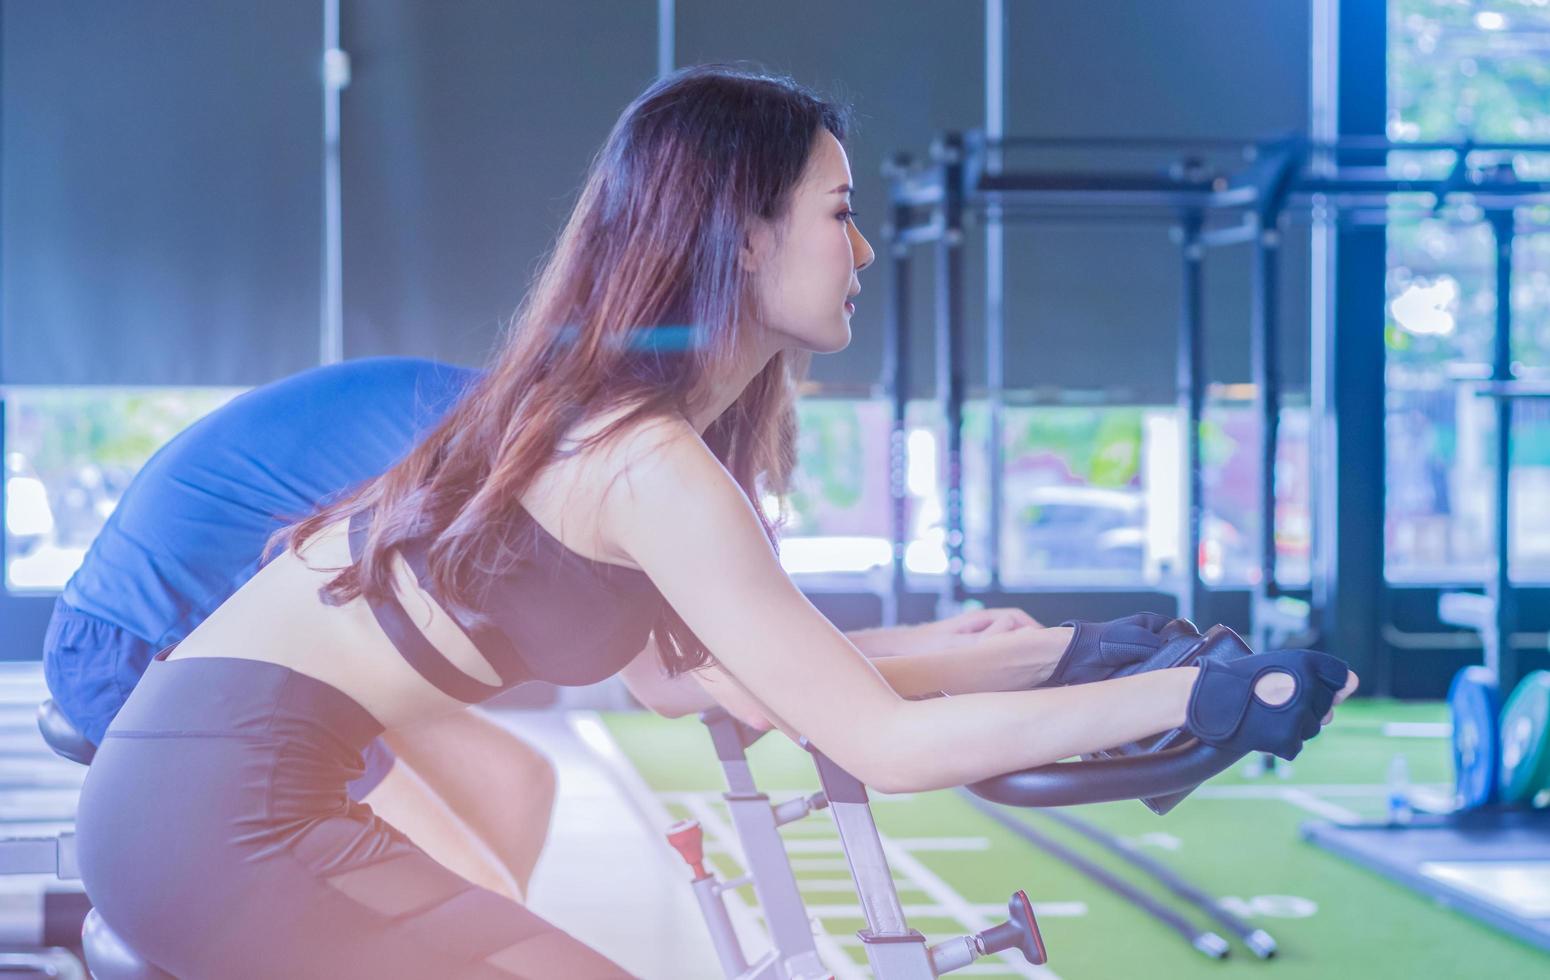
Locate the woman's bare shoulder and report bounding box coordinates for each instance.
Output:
[604,414,724,499]
[530,409,711,564]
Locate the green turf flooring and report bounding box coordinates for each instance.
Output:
[603,699,1549,979]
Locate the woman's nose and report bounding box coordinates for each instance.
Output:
[851,224,875,272]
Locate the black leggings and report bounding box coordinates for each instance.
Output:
[75,649,635,979]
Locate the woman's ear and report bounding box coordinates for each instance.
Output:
[740,219,773,274]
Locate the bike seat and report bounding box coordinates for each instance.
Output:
[36,699,96,766]
[82,908,177,980]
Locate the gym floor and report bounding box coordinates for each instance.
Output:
[593,702,1550,979]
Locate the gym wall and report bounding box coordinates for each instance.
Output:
[2,1,326,386]
[2,0,1312,399]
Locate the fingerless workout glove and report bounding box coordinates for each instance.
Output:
[1043,613,1201,687]
[1184,649,1350,761]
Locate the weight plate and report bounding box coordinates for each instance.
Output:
[1448,666,1501,810]
[1498,670,1550,806]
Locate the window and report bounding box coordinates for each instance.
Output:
[7,387,1316,593]
[4,388,243,591]
[782,395,1311,588]
[1387,0,1550,583]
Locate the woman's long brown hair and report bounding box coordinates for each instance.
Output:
[269,66,849,676]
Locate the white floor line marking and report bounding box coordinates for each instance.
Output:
[1193,783,1451,798]
[789,858,857,873]
[1382,722,1450,738]
[782,839,850,854]
[1279,787,1364,823]
[886,837,993,851]
[805,902,1088,921]
[727,836,991,855]
[773,823,841,836]
[798,878,926,895]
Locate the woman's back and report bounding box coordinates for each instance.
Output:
[167,406,666,729]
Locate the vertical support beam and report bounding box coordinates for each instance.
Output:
[1313,0,1386,690]
[657,0,675,79]
[0,398,7,591]
[320,0,347,365]
[1309,0,1338,657]
[984,0,1007,593]
[934,134,967,615]
[1488,209,1518,688]
[1175,211,1206,625]
[882,156,915,627]
[1250,214,1282,651]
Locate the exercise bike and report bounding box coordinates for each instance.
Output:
[666,626,1257,979]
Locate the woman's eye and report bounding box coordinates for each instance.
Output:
[837,209,860,223]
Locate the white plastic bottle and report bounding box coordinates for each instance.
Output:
[1387,753,1413,825]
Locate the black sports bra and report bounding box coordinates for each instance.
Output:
[347,509,662,703]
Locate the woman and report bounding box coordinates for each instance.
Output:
[45,357,552,904]
[76,66,1356,979]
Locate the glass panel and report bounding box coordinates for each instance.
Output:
[782,396,1313,588]
[1382,214,1550,582]
[1167,400,1313,589]
[1387,1,1550,583]
[780,398,894,576]
[6,388,1320,592]
[1390,0,1550,143]
[776,398,959,579]
[1387,384,1550,583]
[984,404,1148,587]
[4,387,243,591]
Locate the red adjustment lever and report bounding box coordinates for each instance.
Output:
[975,890,1047,965]
[665,819,709,880]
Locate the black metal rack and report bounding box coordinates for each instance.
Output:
[882,134,1550,680]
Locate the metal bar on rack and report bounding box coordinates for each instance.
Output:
[1175,210,1206,624]
[934,134,968,614]
[1488,208,1518,690]
[882,153,917,628]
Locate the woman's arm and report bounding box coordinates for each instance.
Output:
[620,625,1073,725]
[605,421,1202,794]
[849,607,1041,658]
[873,668,1200,792]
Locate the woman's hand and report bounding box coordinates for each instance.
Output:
[1253,663,1361,726]
[1185,650,1358,760]
[921,606,1041,636]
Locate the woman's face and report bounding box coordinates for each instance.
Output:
[746,130,875,354]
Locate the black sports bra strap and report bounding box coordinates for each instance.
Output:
[398,537,528,687]
[347,510,511,704]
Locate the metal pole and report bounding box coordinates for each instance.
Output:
[935,134,967,615]
[657,0,675,79]
[1309,0,1339,661]
[883,156,915,628]
[985,0,1007,593]
[1321,0,1387,693]
[1250,213,1283,651]
[1488,208,1518,688]
[1175,211,1206,624]
[320,0,347,365]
